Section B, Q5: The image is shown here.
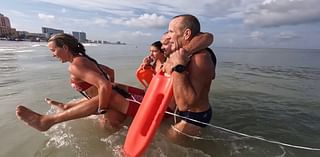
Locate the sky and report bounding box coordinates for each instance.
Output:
[1,0,320,49]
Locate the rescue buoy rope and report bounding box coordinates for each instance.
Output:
[129,95,320,151]
[165,111,320,151]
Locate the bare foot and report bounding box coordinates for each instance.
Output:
[45,98,68,110]
[16,105,54,131]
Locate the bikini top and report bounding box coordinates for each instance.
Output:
[70,58,109,92]
[71,79,93,92]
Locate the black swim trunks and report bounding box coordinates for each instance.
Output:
[177,107,212,128]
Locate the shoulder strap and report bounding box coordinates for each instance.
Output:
[81,54,110,80]
[96,64,109,80]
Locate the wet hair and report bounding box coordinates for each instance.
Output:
[172,14,200,37]
[48,33,85,55]
[151,41,164,53]
[48,33,108,79]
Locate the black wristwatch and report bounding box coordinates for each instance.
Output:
[172,64,186,73]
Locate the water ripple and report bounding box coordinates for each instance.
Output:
[0,66,19,73]
[0,79,22,87]
[221,62,320,80]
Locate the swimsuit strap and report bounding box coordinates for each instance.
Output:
[96,64,109,80]
[81,54,110,80]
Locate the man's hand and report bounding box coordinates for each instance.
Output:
[170,48,189,66]
[162,48,189,74]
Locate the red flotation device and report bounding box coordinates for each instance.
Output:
[136,66,155,89]
[124,71,173,157]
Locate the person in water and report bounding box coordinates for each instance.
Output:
[15,33,145,131]
[140,41,166,73]
[137,32,213,88]
[16,31,214,132]
[163,14,216,138]
[141,31,213,73]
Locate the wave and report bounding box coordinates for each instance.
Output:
[221,61,320,80]
[0,66,19,73]
[102,127,211,157]
[82,43,100,47]
[15,49,34,53]
[0,79,21,87]
[31,44,47,47]
[0,48,16,52]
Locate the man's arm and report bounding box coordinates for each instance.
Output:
[183,32,213,55]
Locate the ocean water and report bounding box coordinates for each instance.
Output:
[0,41,320,157]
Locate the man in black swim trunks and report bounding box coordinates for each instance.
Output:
[163,14,216,138]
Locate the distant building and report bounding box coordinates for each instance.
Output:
[0,13,17,38]
[42,27,64,39]
[72,31,86,43]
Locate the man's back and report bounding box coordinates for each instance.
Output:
[181,48,215,112]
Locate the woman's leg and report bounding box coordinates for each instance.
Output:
[45,97,87,110]
[16,96,100,131]
[16,86,141,132]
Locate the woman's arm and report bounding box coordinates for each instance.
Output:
[183,32,214,55]
[70,58,112,113]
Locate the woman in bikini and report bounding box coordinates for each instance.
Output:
[16,33,144,131]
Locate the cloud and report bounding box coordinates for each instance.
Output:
[34,0,244,19]
[35,0,144,17]
[112,13,169,29]
[276,31,298,40]
[244,0,320,27]
[249,31,265,40]
[38,13,55,22]
[105,30,153,45]
[201,0,242,17]
[93,18,108,27]
[2,10,28,18]
[131,31,152,37]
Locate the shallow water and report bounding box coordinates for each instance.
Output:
[0,41,320,157]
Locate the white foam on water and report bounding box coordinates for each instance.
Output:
[83,43,101,47]
[15,49,34,53]
[100,126,212,157]
[0,48,16,52]
[34,106,87,157]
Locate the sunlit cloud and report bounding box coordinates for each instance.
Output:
[112,13,169,29]
[131,31,152,37]
[38,13,55,22]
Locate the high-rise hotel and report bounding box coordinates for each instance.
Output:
[0,13,17,37]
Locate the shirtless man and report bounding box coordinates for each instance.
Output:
[163,14,216,138]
